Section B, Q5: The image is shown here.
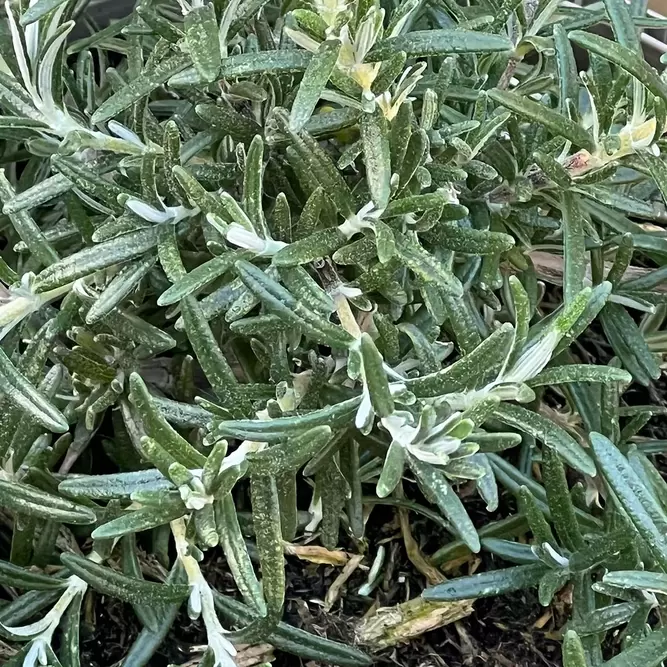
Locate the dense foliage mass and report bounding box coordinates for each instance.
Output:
[1,0,667,664]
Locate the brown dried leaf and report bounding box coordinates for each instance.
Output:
[283,542,352,566]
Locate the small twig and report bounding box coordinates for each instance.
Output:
[324,553,364,612]
[399,508,444,586]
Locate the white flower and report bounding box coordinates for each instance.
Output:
[284,26,322,54]
[375,63,427,121]
[329,282,363,299]
[188,576,237,667]
[313,0,349,29]
[225,223,287,256]
[220,440,266,471]
[564,79,664,177]
[4,0,80,135]
[107,121,148,150]
[617,116,661,157]
[540,542,570,568]
[1,574,87,666]
[23,637,51,667]
[175,0,205,15]
[380,409,469,467]
[177,471,214,511]
[125,197,198,224]
[501,329,560,385]
[0,273,71,341]
[338,201,383,239]
[355,380,375,432]
[306,491,323,532]
[620,80,660,155]
[337,14,383,97]
[172,518,237,667]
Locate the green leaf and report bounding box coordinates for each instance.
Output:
[409,455,480,552]
[128,372,206,468]
[369,29,512,59]
[481,538,539,564]
[92,51,191,124]
[426,222,515,255]
[86,256,156,324]
[243,135,269,235]
[494,403,596,477]
[239,474,284,639]
[278,266,335,314]
[554,281,612,355]
[562,630,587,667]
[528,364,632,387]
[639,152,667,207]
[59,470,173,500]
[33,226,160,293]
[408,322,514,397]
[423,563,548,601]
[92,503,186,540]
[568,529,633,571]
[542,446,583,551]
[273,108,356,218]
[628,446,667,514]
[184,4,221,83]
[318,458,348,550]
[554,24,578,113]
[561,192,587,305]
[376,440,406,499]
[290,40,340,133]
[216,494,266,613]
[566,603,638,637]
[235,259,354,348]
[602,0,639,49]
[568,31,667,104]
[0,170,59,266]
[158,252,243,306]
[0,480,96,525]
[0,558,66,590]
[603,570,667,595]
[181,296,247,415]
[488,89,595,151]
[591,431,667,570]
[215,50,312,78]
[215,398,360,442]
[538,569,569,607]
[576,185,662,222]
[273,228,347,267]
[61,554,189,605]
[359,333,393,418]
[604,627,667,667]
[121,535,161,633]
[0,348,68,433]
[361,107,391,209]
[197,103,263,144]
[248,425,333,476]
[517,486,555,546]
[600,304,659,386]
[394,232,463,296]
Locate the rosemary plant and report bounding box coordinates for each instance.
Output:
[0,0,667,664]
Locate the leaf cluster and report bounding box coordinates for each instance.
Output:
[0,0,667,664]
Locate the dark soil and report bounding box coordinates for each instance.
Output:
[74,497,564,667]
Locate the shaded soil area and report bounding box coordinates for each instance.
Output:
[74,502,564,667]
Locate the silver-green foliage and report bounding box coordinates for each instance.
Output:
[0,0,666,664]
